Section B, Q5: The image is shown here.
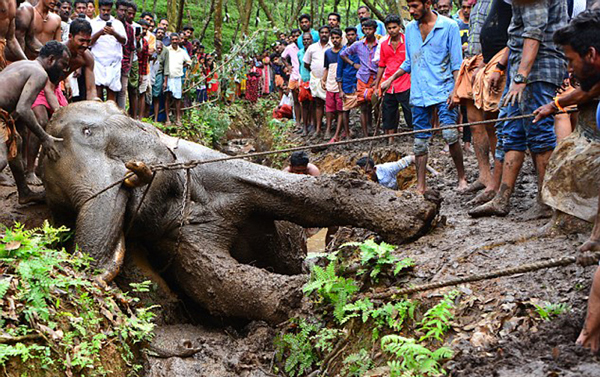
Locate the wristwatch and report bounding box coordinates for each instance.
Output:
[513,73,528,84]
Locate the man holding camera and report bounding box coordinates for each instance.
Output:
[90,0,126,102]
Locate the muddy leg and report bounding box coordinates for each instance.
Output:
[165,93,172,125]
[449,141,468,191]
[360,103,369,137]
[0,142,12,185]
[577,268,600,353]
[415,154,428,194]
[8,134,44,204]
[466,101,491,188]
[581,189,600,252]
[25,106,48,185]
[315,98,325,135]
[469,150,524,217]
[171,229,305,324]
[325,111,333,139]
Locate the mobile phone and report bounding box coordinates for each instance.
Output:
[135,27,141,36]
[106,21,112,27]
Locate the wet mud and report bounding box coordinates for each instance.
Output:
[1,112,599,376]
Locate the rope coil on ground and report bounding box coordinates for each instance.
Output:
[82,109,577,205]
[367,252,600,299]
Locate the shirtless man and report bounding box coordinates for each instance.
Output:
[0,0,27,68]
[283,151,320,176]
[25,18,95,184]
[15,0,61,59]
[0,41,68,202]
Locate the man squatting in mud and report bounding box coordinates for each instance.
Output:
[532,10,600,352]
[0,41,69,203]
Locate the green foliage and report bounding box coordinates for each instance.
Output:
[303,261,359,323]
[342,349,374,377]
[274,319,341,377]
[155,103,230,146]
[534,302,571,321]
[0,222,157,376]
[382,335,453,377]
[344,240,415,282]
[344,298,417,341]
[418,291,458,342]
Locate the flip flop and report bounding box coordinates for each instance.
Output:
[328,137,338,144]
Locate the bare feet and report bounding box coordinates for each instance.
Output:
[18,189,46,205]
[165,120,172,126]
[518,202,553,221]
[0,172,15,186]
[26,172,43,186]
[577,328,600,353]
[468,196,510,218]
[580,239,600,252]
[469,190,496,206]
[457,178,468,192]
[461,180,486,195]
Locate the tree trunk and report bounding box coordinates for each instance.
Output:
[152,0,158,17]
[214,0,223,57]
[176,0,186,31]
[397,0,410,22]
[287,0,306,28]
[239,0,254,36]
[257,0,277,28]
[361,0,385,21]
[199,0,216,42]
[167,0,178,32]
[333,0,340,13]
[142,0,146,12]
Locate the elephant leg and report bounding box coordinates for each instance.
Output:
[164,226,306,324]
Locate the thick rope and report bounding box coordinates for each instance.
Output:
[368,252,600,299]
[82,109,577,206]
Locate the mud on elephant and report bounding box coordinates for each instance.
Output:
[42,101,440,324]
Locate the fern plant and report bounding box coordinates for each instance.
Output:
[344,240,414,282]
[382,335,453,377]
[418,291,458,342]
[342,349,374,377]
[303,261,359,323]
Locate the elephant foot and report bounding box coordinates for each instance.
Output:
[168,229,306,324]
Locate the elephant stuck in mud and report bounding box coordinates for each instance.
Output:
[42,101,440,324]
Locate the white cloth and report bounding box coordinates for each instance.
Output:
[309,72,326,100]
[139,75,150,93]
[61,20,71,42]
[68,72,79,97]
[90,16,127,66]
[279,92,292,107]
[166,46,191,78]
[94,60,122,92]
[303,41,333,79]
[167,76,183,99]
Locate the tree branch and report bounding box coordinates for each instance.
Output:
[361,0,386,21]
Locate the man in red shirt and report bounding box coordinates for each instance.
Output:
[374,14,411,144]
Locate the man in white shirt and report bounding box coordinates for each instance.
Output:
[90,0,126,102]
[59,0,72,42]
[163,33,190,126]
[303,25,332,138]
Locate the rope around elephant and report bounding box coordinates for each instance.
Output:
[82,109,577,206]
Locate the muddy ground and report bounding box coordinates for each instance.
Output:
[1,113,599,376]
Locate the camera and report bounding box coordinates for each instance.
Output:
[106,21,112,27]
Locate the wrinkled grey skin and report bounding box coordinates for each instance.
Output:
[43,101,439,324]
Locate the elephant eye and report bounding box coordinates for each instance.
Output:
[82,127,92,137]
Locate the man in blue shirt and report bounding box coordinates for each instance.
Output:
[356,6,386,38]
[381,0,467,194]
[296,14,319,49]
[334,27,359,141]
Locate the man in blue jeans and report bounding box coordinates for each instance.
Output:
[381,0,467,194]
[470,0,567,218]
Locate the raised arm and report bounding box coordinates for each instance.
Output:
[16,71,62,160]
[84,51,98,99]
[6,17,27,61]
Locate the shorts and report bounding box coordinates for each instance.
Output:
[166,76,183,100]
[309,73,326,100]
[128,63,139,88]
[473,48,507,112]
[503,79,557,153]
[412,102,459,156]
[298,80,313,102]
[382,90,411,130]
[453,54,483,104]
[342,92,358,111]
[31,86,69,114]
[152,72,164,98]
[356,76,376,104]
[0,109,17,161]
[325,91,343,113]
[288,79,299,90]
[275,74,284,88]
[139,74,150,94]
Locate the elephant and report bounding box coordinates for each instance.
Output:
[42,101,440,324]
